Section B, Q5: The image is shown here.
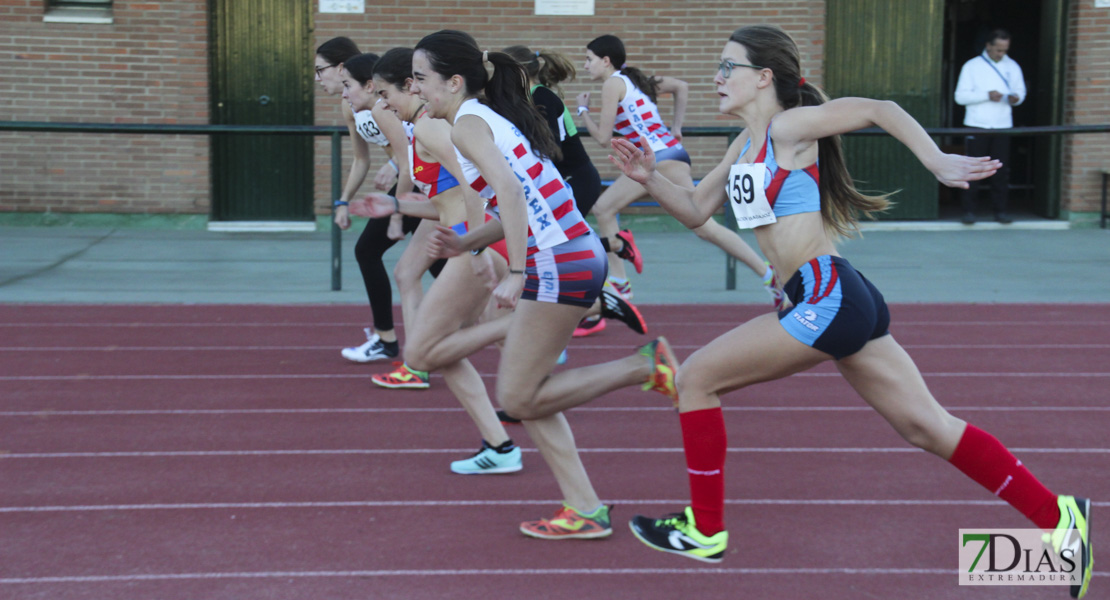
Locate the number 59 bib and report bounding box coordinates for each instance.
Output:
[727,163,777,229]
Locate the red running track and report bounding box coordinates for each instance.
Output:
[0,303,1107,600]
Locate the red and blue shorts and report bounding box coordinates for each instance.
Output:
[778,255,889,359]
[522,232,608,308]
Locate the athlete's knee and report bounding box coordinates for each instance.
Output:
[895,411,960,456]
[693,219,725,242]
[393,260,422,290]
[496,381,546,420]
[355,231,389,263]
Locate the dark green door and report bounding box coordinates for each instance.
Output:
[209,0,314,221]
[826,0,944,219]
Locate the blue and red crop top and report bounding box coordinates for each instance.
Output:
[407,115,459,199]
[737,124,821,218]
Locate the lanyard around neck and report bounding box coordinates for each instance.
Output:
[979,52,1011,92]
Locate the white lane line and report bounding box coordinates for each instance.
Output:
[0,498,1037,514]
[2,372,1108,381]
[2,447,1105,459]
[3,343,1108,351]
[2,405,1109,417]
[0,567,964,584]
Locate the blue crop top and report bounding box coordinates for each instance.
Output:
[738,124,821,218]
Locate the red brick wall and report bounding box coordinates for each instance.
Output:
[0,1,210,214]
[1063,1,1110,216]
[1,1,1104,219]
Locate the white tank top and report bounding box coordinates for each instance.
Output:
[454,98,588,251]
[610,72,680,153]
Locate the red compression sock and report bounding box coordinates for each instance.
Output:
[681,407,727,536]
[948,424,1060,529]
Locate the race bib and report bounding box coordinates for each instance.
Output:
[727,163,776,228]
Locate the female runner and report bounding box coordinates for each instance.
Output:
[577,34,777,307]
[610,26,1090,599]
[402,30,678,538]
[347,47,521,473]
[315,39,441,366]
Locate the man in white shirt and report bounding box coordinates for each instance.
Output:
[954,29,1026,225]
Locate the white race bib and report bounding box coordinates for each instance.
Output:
[727,163,776,229]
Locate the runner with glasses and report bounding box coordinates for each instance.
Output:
[611,27,1090,599]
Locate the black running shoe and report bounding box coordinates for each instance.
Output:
[599,289,647,334]
[629,507,728,563]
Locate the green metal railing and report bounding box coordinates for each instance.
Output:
[2,121,1108,291]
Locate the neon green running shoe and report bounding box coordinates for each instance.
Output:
[1042,495,1093,598]
[639,337,678,407]
[629,507,728,563]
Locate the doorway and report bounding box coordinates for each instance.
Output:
[209,0,315,223]
[941,0,1067,219]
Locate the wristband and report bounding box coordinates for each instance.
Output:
[470,246,486,256]
[509,269,525,275]
[333,199,349,207]
[388,195,399,213]
[387,159,398,171]
[576,106,589,116]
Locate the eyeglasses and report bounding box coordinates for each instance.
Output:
[315,64,336,77]
[717,59,765,79]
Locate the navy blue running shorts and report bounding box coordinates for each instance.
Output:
[778,255,890,359]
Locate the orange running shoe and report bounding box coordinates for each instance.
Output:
[520,504,612,540]
[371,362,430,390]
[640,337,678,407]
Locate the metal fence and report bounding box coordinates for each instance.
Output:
[2,121,1108,291]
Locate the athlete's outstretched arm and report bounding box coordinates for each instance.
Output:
[771,98,1000,189]
[609,131,748,229]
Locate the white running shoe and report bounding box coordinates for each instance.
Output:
[450,442,522,475]
[340,328,398,363]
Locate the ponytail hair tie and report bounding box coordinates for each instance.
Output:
[798,77,806,88]
[620,63,627,69]
[535,50,540,57]
[482,50,489,64]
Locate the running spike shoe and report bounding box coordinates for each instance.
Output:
[629,507,729,563]
[639,336,678,406]
[605,277,633,300]
[520,504,612,540]
[762,262,786,310]
[371,362,430,390]
[573,316,607,338]
[1042,495,1092,598]
[341,328,398,363]
[450,441,522,475]
[614,229,644,274]
[600,289,647,335]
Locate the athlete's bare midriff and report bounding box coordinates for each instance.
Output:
[754,210,840,279]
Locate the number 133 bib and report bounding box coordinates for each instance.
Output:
[727,163,776,228]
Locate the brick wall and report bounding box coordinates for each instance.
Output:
[1063,1,1110,215]
[1,1,1105,219]
[0,1,210,214]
